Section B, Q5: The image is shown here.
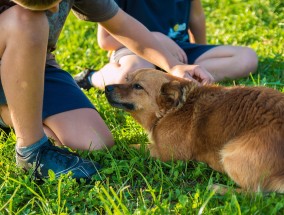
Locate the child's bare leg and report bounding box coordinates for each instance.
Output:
[91,55,155,89]
[0,6,100,180]
[90,62,121,89]
[43,108,114,151]
[195,46,258,81]
[0,6,48,147]
[0,103,63,147]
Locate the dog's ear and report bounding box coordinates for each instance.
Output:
[157,80,187,112]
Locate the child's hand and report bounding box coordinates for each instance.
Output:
[169,64,214,85]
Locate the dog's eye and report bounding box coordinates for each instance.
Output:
[133,83,144,90]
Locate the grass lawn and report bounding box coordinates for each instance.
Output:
[1,0,284,214]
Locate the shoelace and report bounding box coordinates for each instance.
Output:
[32,144,79,180]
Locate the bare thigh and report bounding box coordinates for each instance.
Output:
[194,45,258,81]
[119,55,155,74]
[195,45,240,62]
[43,108,114,151]
[93,55,155,89]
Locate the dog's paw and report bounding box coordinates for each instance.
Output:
[129,144,151,152]
[129,144,141,150]
[208,184,242,195]
[208,184,229,195]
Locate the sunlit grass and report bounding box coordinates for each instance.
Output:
[1,0,283,214]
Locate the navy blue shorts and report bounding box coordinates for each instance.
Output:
[177,42,217,64]
[0,66,95,120]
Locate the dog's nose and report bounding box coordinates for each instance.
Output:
[105,85,115,92]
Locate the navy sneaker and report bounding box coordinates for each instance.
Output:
[16,140,101,181]
[74,69,95,90]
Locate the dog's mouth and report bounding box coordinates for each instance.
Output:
[105,94,135,110]
[108,100,135,110]
[105,85,135,110]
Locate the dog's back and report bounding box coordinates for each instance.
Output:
[161,84,284,192]
[212,86,284,192]
[191,86,284,143]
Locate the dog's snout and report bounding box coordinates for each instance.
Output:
[105,85,115,92]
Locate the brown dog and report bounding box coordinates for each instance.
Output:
[105,68,284,193]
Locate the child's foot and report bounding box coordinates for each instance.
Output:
[16,139,101,181]
[74,69,95,90]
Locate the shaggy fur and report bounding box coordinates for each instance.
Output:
[105,68,284,193]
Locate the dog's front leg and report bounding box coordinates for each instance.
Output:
[148,144,161,159]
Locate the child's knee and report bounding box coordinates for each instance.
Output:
[120,55,154,70]
[4,6,49,41]
[60,129,115,151]
[241,47,258,74]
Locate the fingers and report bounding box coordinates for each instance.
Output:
[170,67,199,84]
[191,65,214,85]
[183,72,199,84]
[169,64,215,85]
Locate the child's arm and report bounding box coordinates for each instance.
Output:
[98,23,188,64]
[99,8,214,84]
[152,32,188,64]
[188,0,206,44]
[97,24,124,51]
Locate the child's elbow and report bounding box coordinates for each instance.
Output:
[97,39,108,50]
[98,39,118,51]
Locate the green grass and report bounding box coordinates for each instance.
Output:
[1,0,284,214]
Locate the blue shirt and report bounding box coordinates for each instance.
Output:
[115,0,191,43]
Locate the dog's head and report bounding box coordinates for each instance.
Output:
[105,69,196,129]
